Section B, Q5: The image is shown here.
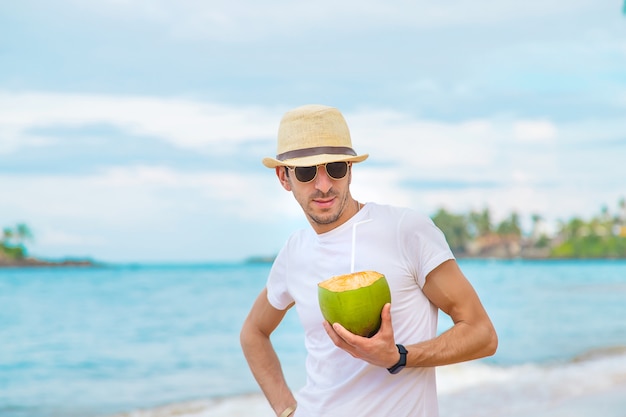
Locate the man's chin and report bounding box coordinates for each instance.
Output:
[308,211,341,226]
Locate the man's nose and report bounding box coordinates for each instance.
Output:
[314,165,333,193]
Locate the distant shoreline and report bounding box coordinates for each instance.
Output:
[0,256,99,268]
[246,253,626,265]
[3,254,625,269]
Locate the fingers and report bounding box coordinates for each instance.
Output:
[323,320,345,345]
[323,321,358,356]
[332,322,360,346]
[324,303,394,344]
[378,303,393,336]
[322,320,352,345]
[321,303,399,368]
[382,302,392,320]
[323,303,394,345]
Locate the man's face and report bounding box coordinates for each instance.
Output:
[276,162,354,234]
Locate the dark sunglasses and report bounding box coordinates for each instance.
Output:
[288,161,349,183]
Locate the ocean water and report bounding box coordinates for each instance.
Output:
[1,259,625,417]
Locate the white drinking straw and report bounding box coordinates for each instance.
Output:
[351,219,373,273]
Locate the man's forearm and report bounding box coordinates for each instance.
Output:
[241,326,297,415]
[405,319,497,368]
[410,260,498,368]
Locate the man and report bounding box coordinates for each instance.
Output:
[240,104,497,417]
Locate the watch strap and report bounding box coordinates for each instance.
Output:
[387,343,408,374]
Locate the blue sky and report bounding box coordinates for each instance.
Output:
[1,1,625,263]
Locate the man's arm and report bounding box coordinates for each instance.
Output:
[323,259,498,368]
[408,258,498,366]
[240,288,297,416]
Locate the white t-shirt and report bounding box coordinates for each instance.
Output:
[266,203,454,417]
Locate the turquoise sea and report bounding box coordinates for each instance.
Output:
[1,259,626,417]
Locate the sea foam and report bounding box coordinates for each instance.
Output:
[107,348,626,417]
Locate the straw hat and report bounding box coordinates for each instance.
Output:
[262,104,369,168]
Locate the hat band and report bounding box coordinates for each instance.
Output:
[277,146,357,162]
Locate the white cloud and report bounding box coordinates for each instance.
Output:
[2,0,624,263]
[0,162,291,224]
[0,164,300,261]
[1,89,624,261]
[93,166,183,187]
[513,120,558,143]
[351,166,414,209]
[1,90,619,193]
[348,110,498,172]
[37,228,106,247]
[0,92,278,154]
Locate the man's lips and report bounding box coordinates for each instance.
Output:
[313,197,335,208]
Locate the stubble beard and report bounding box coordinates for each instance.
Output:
[306,190,350,226]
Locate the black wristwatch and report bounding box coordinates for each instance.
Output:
[387,344,408,374]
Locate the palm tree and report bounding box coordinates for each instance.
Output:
[618,198,626,224]
[15,223,33,245]
[1,223,34,259]
[431,208,470,254]
[2,224,33,246]
[468,208,492,238]
[2,227,13,244]
[496,212,521,237]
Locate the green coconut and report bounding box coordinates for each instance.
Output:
[318,270,391,338]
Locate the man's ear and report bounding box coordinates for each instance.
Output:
[276,166,292,191]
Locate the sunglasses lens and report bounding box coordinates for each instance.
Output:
[326,162,348,180]
[292,162,349,182]
[294,166,317,182]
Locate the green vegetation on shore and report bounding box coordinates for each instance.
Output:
[1,223,95,267]
[432,198,626,259]
[0,223,33,261]
[4,198,626,265]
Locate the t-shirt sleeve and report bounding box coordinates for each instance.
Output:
[266,242,295,310]
[402,211,455,288]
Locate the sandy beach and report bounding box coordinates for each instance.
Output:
[108,394,273,417]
